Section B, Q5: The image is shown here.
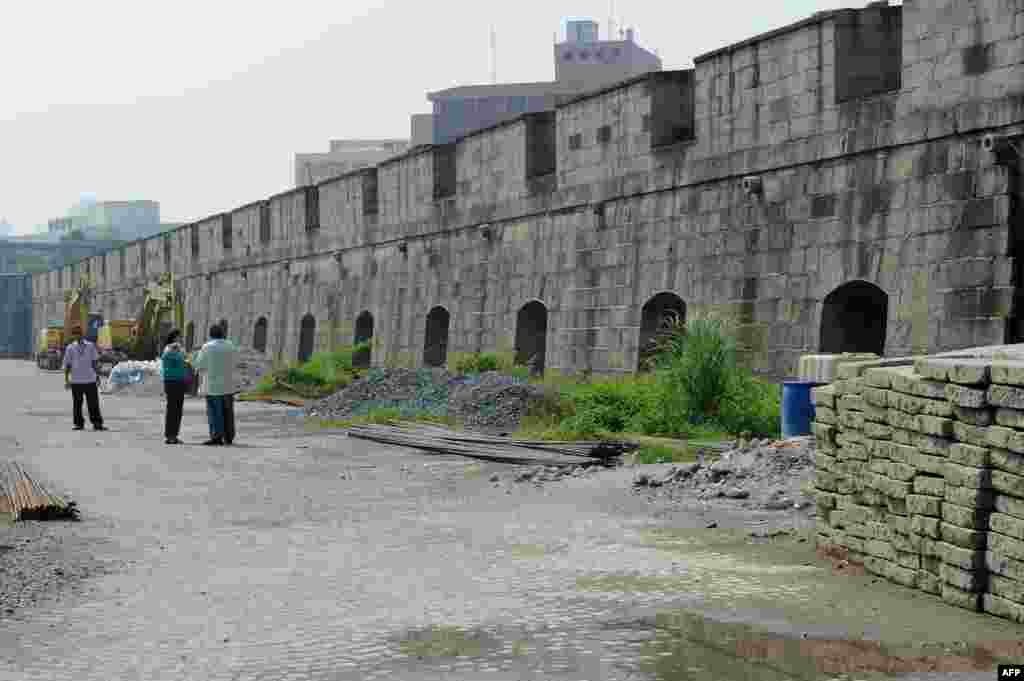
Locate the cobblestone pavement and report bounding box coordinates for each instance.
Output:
[0,361,1020,680]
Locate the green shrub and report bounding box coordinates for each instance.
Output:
[717,371,781,438]
[653,316,737,427]
[559,378,659,434]
[452,352,515,375]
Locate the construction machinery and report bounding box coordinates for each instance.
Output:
[128,272,184,360]
[36,274,98,371]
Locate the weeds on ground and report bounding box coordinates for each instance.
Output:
[253,343,369,398]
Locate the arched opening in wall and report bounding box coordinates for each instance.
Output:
[639,292,686,371]
[185,322,195,352]
[253,317,268,353]
[219,318,229,339]
[354,311,374,368]
[423,306,450,368]
[515,301,548,375]
[820,281,888,355]
[299,314,316,363]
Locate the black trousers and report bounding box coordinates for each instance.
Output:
[164,381,186,439]
[71,382,103,428]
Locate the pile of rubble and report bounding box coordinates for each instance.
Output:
[233,347,275,393]
[307,368,555,430]
[632,437,817,511]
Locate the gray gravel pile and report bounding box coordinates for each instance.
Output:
[632,436,817,511]
[307,368,554,430]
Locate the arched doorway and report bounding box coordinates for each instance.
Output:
[298,314,316,363]
[820,281,888,355]
[354,311,373,368]
[185,321,195,352]
[639,292,686,370]
[424,306,450,367]
[253,317,268,353]
[219,318,229,339]
[515,301,548,375]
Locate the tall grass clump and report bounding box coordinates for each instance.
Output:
[253,342,369,398]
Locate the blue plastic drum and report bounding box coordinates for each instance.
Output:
[781,381,820,438]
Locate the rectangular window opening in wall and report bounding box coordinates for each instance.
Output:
[362,170,379,216]
[191,225,199,258]
[525,112,556,194]
[642,114,650,132]
[649,70,696,149]
[259,203,271,244]
[140,242,147,276]
[597,125,612,144]
[569,133,582,151]
[222,214,233,251]
[305,186,320,232]
[834,4,902,103]
[119,249,126,279]
[100,255,106,280]
[433,144,457,200]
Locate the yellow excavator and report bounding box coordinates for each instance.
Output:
[128,272,184,360]
[36,274,98,371]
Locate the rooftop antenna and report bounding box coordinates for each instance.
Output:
[490,26,497,83]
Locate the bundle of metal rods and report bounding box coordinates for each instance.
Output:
[0,461,79,521]
[346,422,635,466]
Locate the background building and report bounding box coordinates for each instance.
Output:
[48,198,163,241]
[295,139,410,187]
[424,18,662,145]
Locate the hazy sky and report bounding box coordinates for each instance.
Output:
[2,0,851,233]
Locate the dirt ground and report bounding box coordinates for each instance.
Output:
[2,360,1022,680]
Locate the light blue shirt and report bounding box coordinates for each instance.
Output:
[63,340,98,384]
[193,339,238,396]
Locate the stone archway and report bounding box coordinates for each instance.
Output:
[515,301,548,375]
[299,314,316,363]
[354,311,373,368]
[424,306,450,367]
[639,292,686,370]
[219,318,229,337]
[820,281,888,355]
[253,317,268,353]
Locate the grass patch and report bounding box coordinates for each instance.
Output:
[398,626,484,658]
[252,343,368,399]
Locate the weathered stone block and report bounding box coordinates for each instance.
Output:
[995,408,1024,429]
[862,368,895,388]
[864,555,917,587]
[948,443,991,468]
[863,402,890,424]
[940,522,987,549]
[953,422,990,447]
[910,514,941,538]
[815,470,839,492]
[989,531,1024,561]
[941,583,982,611]
[916,357,990,385]
[913,475,945,497]
[991,448,1024,477]
[986,549,1024,582]
[812,422,837,446]
[839,411,866,430]
[946,384,988,408]
[989,385,1024,410]
[870,460,917,482]
[994,494,1024,519]
[907,494,942,517]
[988,575,1024,606]
[886,409,954,437]
[890,370,947,400]
[861,386,891,407]
[992,470,1024,498]
[888,391,953,417]
[987,426,1024,454]
[982,593,1024,622]
[863,422,893,440]
[892,530,923,552]
[990,361,1024,388]
[945,484,995,509]
[836,430,865,448]
[865,539,897,562]
[814,452,838,471]
[990,513,1024,542]
[868,473,913,499]
[894,427,953,455]
[811,385,836,408]
[917,570,941,594]
[952,406,994,426]
[838,394,866,412]
[941,502,989,530]
[886,496,909,516]
[838,443,869,462]
[936,541,986,571]
[944,462,993,489]
[939,562,986,592]
[911,451,949,477]
[832,379,861,396]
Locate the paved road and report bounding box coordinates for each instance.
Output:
[0,361,1020,680]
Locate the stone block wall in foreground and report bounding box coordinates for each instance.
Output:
[813,345,1024,622]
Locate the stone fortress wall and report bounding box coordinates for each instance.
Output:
[27,0,1024,377]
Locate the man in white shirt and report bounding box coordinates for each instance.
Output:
[193,324,238,445]
[62,328,106,431]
